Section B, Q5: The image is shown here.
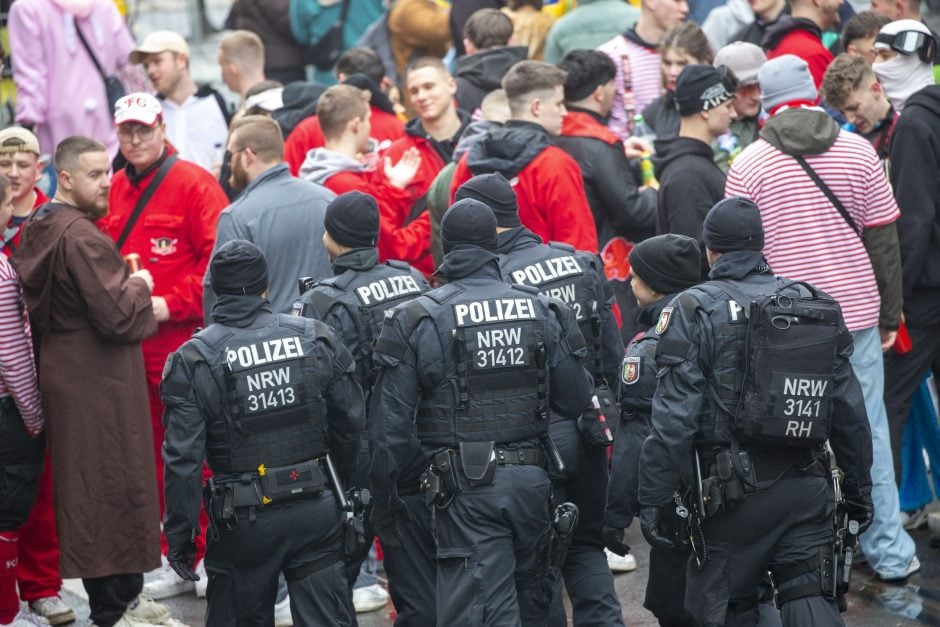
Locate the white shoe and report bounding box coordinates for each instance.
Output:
[28,596,74,626]
[901,506,929,530]
[3,609,50,626]
[880,555,922,584]
[109,616,153,627]
[605,548,637,572]
[194,559,207,598]
[274,595,292,627]
[125,595,171,624]
[352,583,388,613]
[142,562,194,600]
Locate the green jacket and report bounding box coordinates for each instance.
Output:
[544,0,639,64]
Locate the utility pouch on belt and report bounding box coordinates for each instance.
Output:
[421,450,459,508]
[459,441,497,487]
[257,460,326,504]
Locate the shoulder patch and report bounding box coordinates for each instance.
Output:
[655,306,674,335]
[162,352,178,381]
[622,356,641,385]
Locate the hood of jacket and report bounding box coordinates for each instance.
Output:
[761,15,821,50]
[455,46,530,93]
[651,136,715,173]
[758,107,840,156]
[466,120,552,179]
[272,81,327,136]
[904,84,940,119]
[298,148,366,185]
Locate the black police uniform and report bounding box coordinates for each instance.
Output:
[638,250,874,626]
[297,247,430,625]
[608,295,697,626]
[161,296,365,626]
[369,244,594,626]
[497,226,625,627]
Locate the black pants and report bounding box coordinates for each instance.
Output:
[343,439,375,627]
[381,492,436,627]
[434,464,553,626]
[686,467,842,627]
[204,491,350,626]
[82,573,143,627]
[0,400,43,531]
[547,419,624,627]
[883,323,940,483]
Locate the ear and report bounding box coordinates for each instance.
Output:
[463,38,477,56]
[446,75,458,96]
[871,79,884,98]
[57,170,72,191]
[530,96,541,118]
[380,76,393,93]
[592,83,605,103]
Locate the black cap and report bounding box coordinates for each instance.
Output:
[702,196,764,253]
[674,64,737,116]
[324,191,380,249]
[210,239,268,296]
[441,199,498,254]
[454,173,520,228]
[628,234,701,295]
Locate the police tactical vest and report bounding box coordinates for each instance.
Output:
[500,242,603,377]
[406,282,551,446]
[300,261,427,388]
[190,315,331,473]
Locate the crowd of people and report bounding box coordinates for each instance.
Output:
[0,0,938,625]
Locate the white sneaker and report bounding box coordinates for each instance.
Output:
[3,609,49,626]
[142,562,194,600]
[605,548,637,572]
[194,559,207,598]
[881,555,922,584]
[901,506,929,530]
[125,595,171,624]
[109,616,153,627]
[352,583,388,613]
[28,596,74,626]
[274,595,292,627]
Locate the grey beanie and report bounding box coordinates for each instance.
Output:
[758,55,817,111]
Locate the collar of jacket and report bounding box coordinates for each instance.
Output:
[332,247,379,274]
[561,108,619,145]
[242,162,290,196]
[496,226,542,254]
[126,147,171,187]
[708,250,771,281]
[436,246,500,280]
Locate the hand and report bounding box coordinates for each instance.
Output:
[640,506,677,551]
[130,269,154,292]
[844,496,874,535]
[880,328,898,353]
[167,543,199,581]
[624,137,652,159]
[384,147,422,190]
[369,501,407,548]
[602,525,630,556]
[151,296,170,323]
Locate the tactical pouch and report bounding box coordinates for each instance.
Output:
[716,451,744,504]
[593,383,619,434]
[343,515,366,561]
[257,459,326,504]
[701,476,724,518]
[459,441,497,487]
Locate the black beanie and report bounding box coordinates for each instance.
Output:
[674,64,737,116]
[628,234,701,295]
[454,173,520,228]
[441,198,498,254]
[324,191,380,248]
[702,196,764,252]
[210,239,268,296]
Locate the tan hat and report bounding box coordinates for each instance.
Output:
[114,92,163,126]
[129,30,190,64]
[0,127,40,155]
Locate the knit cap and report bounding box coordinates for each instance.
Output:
[628,234,701,295]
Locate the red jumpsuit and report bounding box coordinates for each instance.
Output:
[106,151,227,557]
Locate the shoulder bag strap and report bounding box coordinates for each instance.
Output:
[793,155,862,238]
[74,24,108,83]
[115,155,178,250]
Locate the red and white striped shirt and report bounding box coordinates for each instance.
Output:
[0,255,42,434]
[725,125,900,332]
[597,32,662,141]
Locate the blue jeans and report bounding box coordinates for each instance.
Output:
[899,374,940,511]
[851,326,916,578]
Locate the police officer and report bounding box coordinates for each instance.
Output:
[604,234,702,626]
[638,198,874,625]
[295,191,430,623]
[456,173,625,626]
[161,240,365,626]
[368,199,594,625]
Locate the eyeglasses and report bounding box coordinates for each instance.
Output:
[117,126,156,141]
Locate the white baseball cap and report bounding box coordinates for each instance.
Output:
[114,92,163,126]
[129,30,190,64]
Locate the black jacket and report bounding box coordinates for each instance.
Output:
[455,46,528,114]
[889,85,940,325]
[731,3,790,46]
[653,136,725,276]
[642,92,680,140]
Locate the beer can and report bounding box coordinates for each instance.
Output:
[124,253,142,273]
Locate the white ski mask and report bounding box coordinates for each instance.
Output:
[873,53,935,110]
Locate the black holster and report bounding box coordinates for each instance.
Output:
[539,502,580,576]
[420,449,459,508]
[459,441,497,487]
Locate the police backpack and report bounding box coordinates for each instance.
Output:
[716,279,843,447]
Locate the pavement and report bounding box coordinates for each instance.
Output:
[52,520,940,626]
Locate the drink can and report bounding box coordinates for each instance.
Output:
[894,321,912,354]
[124,253,142,273]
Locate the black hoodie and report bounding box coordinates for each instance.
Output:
[889,85,940,324]
[465,120,553,178]
[455,46,529,114]
[652,136,725,276]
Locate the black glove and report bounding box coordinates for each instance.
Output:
[369,501,407,549]
[577,402,614,448]
[640,506,677,551]
[602,525,630,556]
[844,495,874,535]
[167,542,199,581]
